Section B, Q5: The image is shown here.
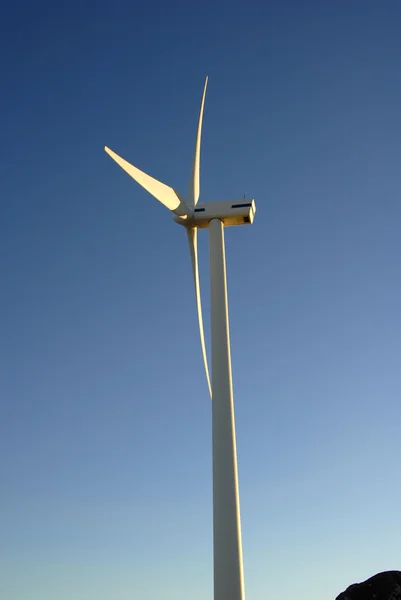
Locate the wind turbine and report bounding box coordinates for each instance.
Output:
[105,77,255,600]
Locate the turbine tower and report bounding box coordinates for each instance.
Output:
[105,77,255,600]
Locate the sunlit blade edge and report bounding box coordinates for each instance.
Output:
[188,76,208,208]
[105,146,186,214]
[187,227,212,398]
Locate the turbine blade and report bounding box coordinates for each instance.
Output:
[187,227,212,398]
[188,76,208,208]
[105,146,188,216]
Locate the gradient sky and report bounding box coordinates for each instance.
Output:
[1,1,401,599]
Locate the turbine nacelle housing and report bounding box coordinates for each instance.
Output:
[175,199,256,229]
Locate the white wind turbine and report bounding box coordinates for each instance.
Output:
[105,77,255,600]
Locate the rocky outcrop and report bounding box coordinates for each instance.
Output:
[336,571,401,600]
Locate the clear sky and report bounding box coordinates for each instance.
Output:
[1,1,401,599]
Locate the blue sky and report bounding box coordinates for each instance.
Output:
[1,1,401,598]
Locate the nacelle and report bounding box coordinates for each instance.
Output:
[175,199,256,229]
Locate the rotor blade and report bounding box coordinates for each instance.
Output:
[105,146,188,217]
[187,227,212,398]
[188,76,208,208]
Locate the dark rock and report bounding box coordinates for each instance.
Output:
[336,571,401,600]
